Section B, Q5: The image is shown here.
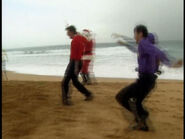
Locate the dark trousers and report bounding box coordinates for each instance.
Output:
[116,73,157,118]
[62,60,91,100]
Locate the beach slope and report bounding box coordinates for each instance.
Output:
[2,72,183,139]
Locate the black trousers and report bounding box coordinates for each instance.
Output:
[62,60,91,100]
[116,73,157,117]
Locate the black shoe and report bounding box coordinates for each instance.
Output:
[85,74,92,85]
[81,73,87,84]
[131,121,149,131]
[135,111,149,123]
[84,93,93,101]
[62,98,73,106]
[82,81,87,85]
[86,80,92,85]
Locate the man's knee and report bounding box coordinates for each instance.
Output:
[116,87,127,100]
[115,91,128,106]
[115,92,122,103]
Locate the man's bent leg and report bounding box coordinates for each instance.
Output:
[116,88,130,111]
[71,75,92,100]
[129,74,157,131]
[116,82,138,112]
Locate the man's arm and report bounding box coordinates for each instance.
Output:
[112,33,134,42]
[153,48,183,68]
[140,42,182,68]
[117,40,138,53]
[141,42,172,66]
[112,33,138,53]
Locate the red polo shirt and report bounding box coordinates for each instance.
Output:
[70,35,88,60]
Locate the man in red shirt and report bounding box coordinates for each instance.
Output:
[62,25,93,105]
[80,29,95,85]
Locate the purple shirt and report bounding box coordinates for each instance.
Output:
[138,38,170,74]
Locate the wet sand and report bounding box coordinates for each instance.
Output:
[2,72,183,139]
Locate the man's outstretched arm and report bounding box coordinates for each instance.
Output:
[117,40,138,53]
[141,43,182,68]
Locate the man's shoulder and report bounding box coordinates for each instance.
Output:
[73,35,86,40]
[73,35,79,40]
[72,35,80,44]
[72,35,88,46]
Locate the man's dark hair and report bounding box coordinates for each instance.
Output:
[134,25,148,37]
[65,25,77,34]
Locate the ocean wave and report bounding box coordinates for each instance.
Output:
[5,44,183,80]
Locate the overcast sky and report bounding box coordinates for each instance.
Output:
[2,0,184,49]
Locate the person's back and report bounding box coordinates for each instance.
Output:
[137,38,160,74]
[70,34,88,61]
[147,33,155,44]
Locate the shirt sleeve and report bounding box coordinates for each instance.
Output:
[155,45,177,66]
[139,40,173,66]
[118,40,138,53]
[124,41,138,53]
[155,48,171,66]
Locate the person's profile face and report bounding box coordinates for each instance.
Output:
[67,30,74,39]
[134,31,142,44]
[134,31,139,43]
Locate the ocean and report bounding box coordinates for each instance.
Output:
[5,41,184,80]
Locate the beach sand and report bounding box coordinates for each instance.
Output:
[2,72,184,139]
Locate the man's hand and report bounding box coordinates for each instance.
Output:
[111,33,123,39]
[171,59,183,68]
[117,40,131,47]
[112,33,134,41]
[117,40,127,45]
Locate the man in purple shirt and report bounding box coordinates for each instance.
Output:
[115,32,162,74]
[115,25,182,131]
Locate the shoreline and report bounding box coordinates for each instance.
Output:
[2,71,183,82]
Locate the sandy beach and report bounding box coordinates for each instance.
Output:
[2,71,184,139]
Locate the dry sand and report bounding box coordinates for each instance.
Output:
[2,72,184,139]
